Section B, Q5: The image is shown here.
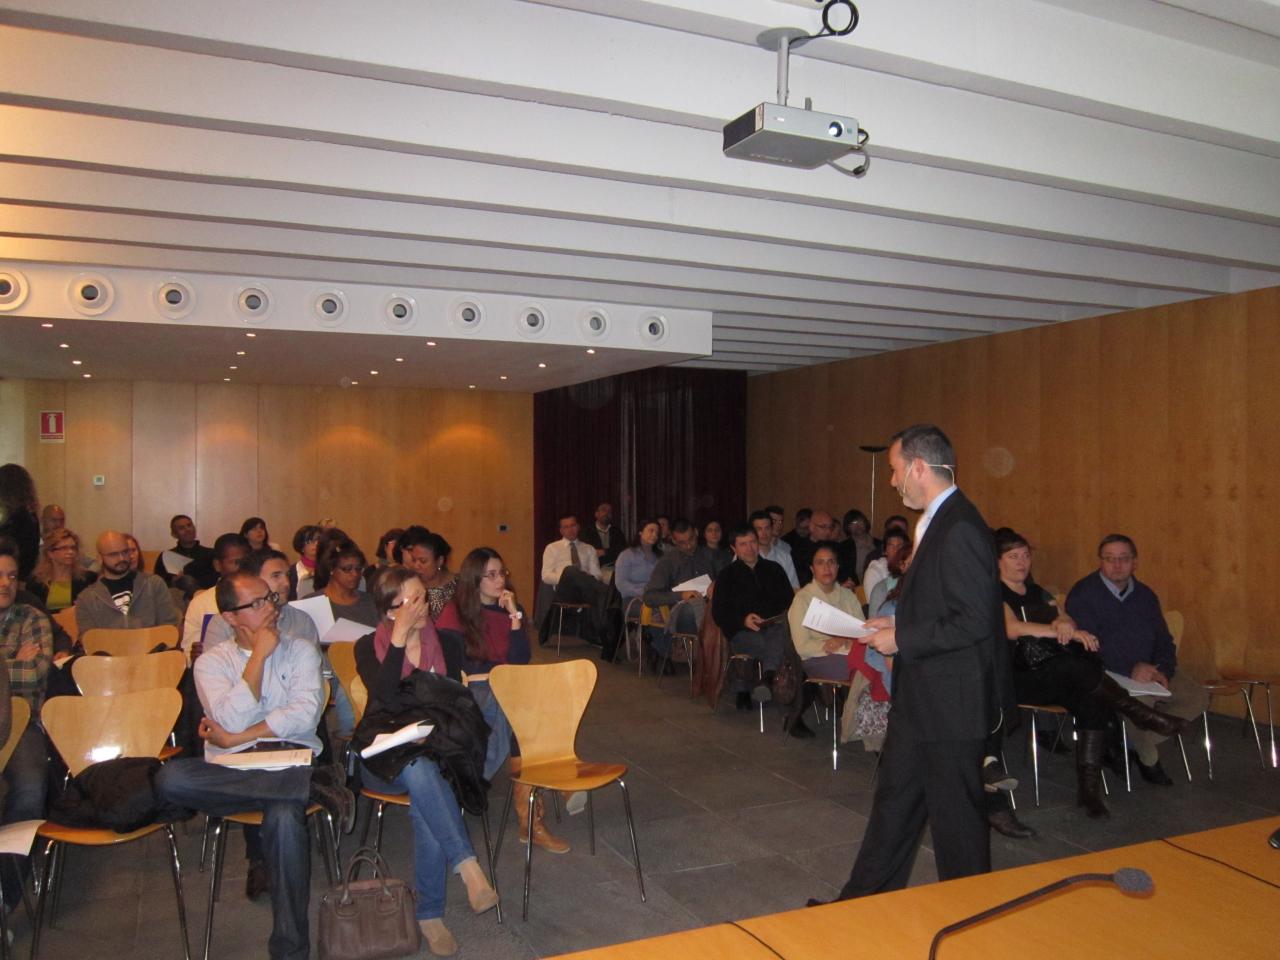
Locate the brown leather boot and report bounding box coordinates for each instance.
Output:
[1094,673,1189,737]
[1076,729,1110,819]
[514,784,570,854]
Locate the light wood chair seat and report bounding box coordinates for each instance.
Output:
[491,660,645,920]
[36,820,170,846]
[0,697,31,773]
[73,648,187,696]
[80,624,179,658]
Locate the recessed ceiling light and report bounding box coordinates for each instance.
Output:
[351,380,359,385]
[236,350,246,356]
[538,362,547,369]
[223,377,231,382]
[370,370,379,375]
[229,366,238,370]
[245,332,256,338]
[499,375,508,381]
[72,359,82,365]
[426,341,437,347]
[468,384,476,389]
[82,373,92,379]
[41,323,53,329]
[59,343,69,349]
[394,357,404,363]
[586,348,596,355]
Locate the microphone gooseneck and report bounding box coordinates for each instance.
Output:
[927,869,1153,960]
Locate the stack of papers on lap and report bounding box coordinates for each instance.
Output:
[0,820,43,856]
[361,721,434,759]
[161,550,192,575]
[211,748,313,771]
[801,597,873,638]
[1106,670,1172,697]
[288,595,370,645]
[672,574,712,595]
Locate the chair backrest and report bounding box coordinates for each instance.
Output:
[53,606,80,644]
[327,642,368,725]
[0,698,32,775]
[1166,609,1184,649]
[42,688,182,777]
[855,585,868,607]
[81,625,179,658]
[489,660,596,767]
[73,649,187,697]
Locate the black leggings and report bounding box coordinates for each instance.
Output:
[1013,653,1109,731]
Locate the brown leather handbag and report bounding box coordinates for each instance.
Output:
[318,848,420,960]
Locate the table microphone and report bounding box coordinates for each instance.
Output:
[927,868,1153,959]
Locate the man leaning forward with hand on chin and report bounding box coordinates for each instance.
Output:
[824,424,1008,901]
[155,570,353,960]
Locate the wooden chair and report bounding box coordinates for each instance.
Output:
[327,642,500,920]
[52,607,78,647]
[80,624,179,658]
[1218,671,1279,769]
[0,697,31,954]
[33,689,190,960]
[73,649,187,696]
[490,660,645,920]
[805,677,852,770]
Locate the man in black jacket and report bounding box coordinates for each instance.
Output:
[833,424,1005,898]
[711,524,794,709]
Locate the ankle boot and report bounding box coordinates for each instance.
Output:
[1075,729,1110,819]
[1094,674,1189,737]
[514,784,570,854]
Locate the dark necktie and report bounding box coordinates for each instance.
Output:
[569,541,582,570]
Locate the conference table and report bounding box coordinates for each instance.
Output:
[555,816,1280,959]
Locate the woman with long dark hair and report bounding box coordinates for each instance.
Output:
[0,464,40,582]
[435,547,570,855]
[613,518,662,602]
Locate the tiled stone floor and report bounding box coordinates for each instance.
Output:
[15,639,1279,958]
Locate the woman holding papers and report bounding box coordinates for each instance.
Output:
[435,548,572,855]
[788,543,891,748]
[996,527,1186,819]
[355,566,499,956]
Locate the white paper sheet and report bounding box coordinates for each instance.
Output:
[1105,670,1172,698]
[672,574,712,595]
[0,819,43,856]
[210,748,314,771]
[360,721,434,759]
[161,550,192,575]
[321,617,372,646]
[801,596,874,639]
[288,594,336,639]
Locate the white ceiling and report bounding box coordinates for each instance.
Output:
[0,0,1278,385]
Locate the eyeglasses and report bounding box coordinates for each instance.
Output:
[334,563,363,573]
[482,569,510,580]
[226,590,279,613]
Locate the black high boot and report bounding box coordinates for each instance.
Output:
[1093,673,1189,737]
[1076,729,1110,819]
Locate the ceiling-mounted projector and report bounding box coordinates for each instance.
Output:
[723,102,863,169]
[722,5,869,177]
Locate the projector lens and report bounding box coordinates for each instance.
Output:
[828,121,845,138]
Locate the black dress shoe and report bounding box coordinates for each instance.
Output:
[788,718,815,739]
[988,807,1037,839]
[736,691,752,711]
[245,859,268,901]
[1133,754,1174,786]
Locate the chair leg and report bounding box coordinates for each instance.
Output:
[1177,732,1193,782]
[493,781,514,865]
[202,820,225,960]
[1002,750,1016,811]
[373,800,387,854]
[616,779,646,903]
[48,843,66,929]
[1202,712,1215,782]
[29,838,55,960]
[1120,721,1132,793]
[318,812,339,886]
[869,747,884,789]
[477,808,502,925]
[165,825,193,960]
[1241,688,1265,768]
[586,788,596,855]
[1265,684,1277,768]
[555,608,565,659]
[198,815,211,872]
[522,787,536,921]
[1029,711,1042,808]
[756,662,764,735]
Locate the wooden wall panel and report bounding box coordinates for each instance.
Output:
[257,385,320,551]
[196,384,260,541]
[62,381,133,542]
[21,380,67,512]
[747,287,1280,717]
[132,381,196,550]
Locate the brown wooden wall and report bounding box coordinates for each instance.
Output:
[747,287,1280,697]
[11,380,536,598]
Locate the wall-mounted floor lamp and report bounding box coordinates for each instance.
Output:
[859,444,887,531]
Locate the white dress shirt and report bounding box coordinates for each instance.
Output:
[760,542,799,590]
[182,586,220,653]
[541,538,602,585]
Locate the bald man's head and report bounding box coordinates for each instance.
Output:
[808,511,838,542]
[97,530,132,577]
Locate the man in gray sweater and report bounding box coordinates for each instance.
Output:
[75,530,180,635]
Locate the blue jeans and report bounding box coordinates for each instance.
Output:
[467,681,513,780]
[156,759,312,960]
[728,621,787,688]
[2,722,49,904]
[362,758,476,920]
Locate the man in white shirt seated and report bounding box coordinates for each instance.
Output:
[155,571,353,960]
[752,510,799,589]
[182,532,251,654]
[538,513,619,650]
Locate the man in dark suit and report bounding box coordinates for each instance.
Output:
[833,424,1005,898]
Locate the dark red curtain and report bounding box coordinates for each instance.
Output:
[533,368,746,579]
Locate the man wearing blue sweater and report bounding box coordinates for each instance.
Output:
[1065,534,1207,785]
